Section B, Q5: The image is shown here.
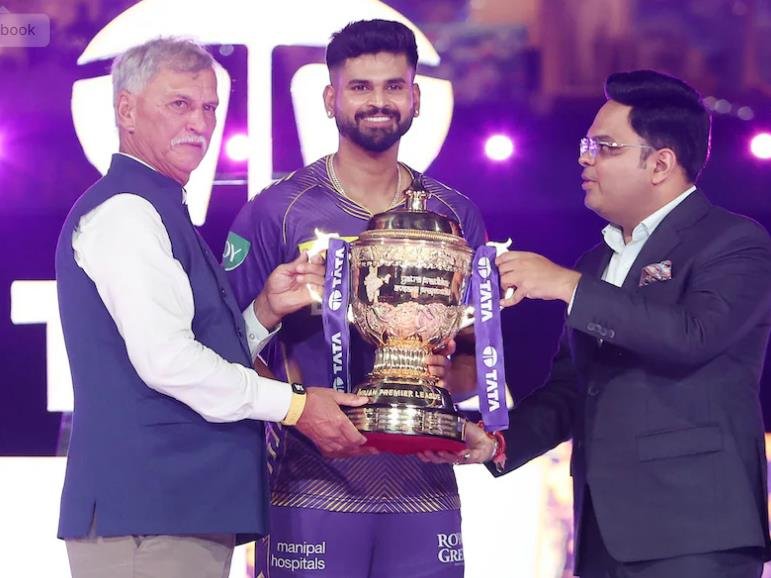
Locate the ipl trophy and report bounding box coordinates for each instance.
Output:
[324,184,476,454]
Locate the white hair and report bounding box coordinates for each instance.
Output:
[111,37,214,104]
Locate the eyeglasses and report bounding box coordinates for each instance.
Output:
[579,137,654,160]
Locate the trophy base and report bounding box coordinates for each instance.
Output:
[363,432,466,455]
[344,379,466,455]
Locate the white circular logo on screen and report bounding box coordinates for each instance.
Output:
[482,346,498,368]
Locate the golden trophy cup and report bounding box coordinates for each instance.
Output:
[343,186,473,454]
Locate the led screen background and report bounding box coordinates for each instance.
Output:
[1,1,769,576]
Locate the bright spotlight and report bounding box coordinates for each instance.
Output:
[225,133,249,162]
[749,133,771,160]
[484,134,515,162]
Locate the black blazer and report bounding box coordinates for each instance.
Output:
[493,191,771,563]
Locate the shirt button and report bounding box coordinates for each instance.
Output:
[249,333,256,340]
[587,385,600,396]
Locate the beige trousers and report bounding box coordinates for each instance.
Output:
[66,533,235,578]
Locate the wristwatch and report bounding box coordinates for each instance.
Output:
[281,382,307,426]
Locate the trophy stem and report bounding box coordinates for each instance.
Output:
[372,345,431,379]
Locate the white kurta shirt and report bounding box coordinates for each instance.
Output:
[70,153,292,423]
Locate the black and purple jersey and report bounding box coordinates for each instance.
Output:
[225,155,487,514]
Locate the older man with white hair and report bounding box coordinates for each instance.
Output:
[55,37,369,578]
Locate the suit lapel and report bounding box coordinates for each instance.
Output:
[621,190,711,291]
[569,191,710,357]
[581,243,613,279]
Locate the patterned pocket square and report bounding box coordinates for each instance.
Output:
[639,260,672,287]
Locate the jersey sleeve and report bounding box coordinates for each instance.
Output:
[459,199,488,250]
[223,189,286,312]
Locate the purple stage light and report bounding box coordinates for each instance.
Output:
[749,133,771,160]
[484,134,515,162]
[225,133,249,162]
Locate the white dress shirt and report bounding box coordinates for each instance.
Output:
[568,186,696,311]
[601,186,695,286]
[71,154,292,423]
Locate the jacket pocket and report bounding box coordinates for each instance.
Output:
[637,424,723,461]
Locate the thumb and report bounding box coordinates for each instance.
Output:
[292,251,310,266]
[333,391,370,407]
[501,286,525,308]
[296,250,326,267]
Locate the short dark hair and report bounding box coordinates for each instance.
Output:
[325,19,418,72]
[605,70,711,182]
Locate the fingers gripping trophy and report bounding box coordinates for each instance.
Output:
[321,178,508,454]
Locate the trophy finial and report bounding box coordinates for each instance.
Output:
[405,177,430,211]
[368,174,461,236]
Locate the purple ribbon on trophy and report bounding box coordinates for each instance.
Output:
[470,245,508,432]
[322,238,352,393]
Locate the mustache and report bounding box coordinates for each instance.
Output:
[355,107,400,122]
[170,134,208,148]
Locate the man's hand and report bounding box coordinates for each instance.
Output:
[294,387,372,456]
[496,251,581,307]
[416,421,496,465]
[427,339,456,387]
[428,338,480,399]
[253,252,325,329]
